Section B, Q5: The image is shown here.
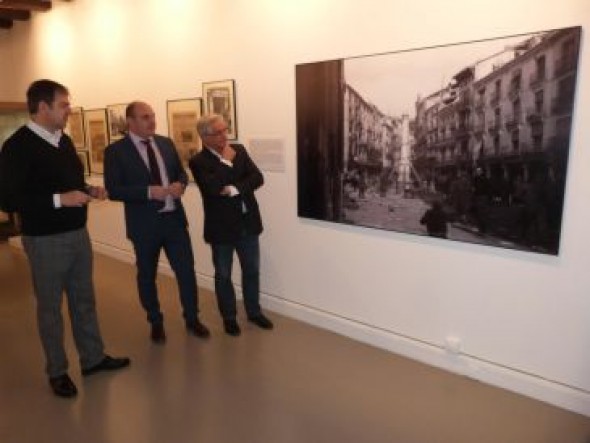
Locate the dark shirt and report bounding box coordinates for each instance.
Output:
[0,126,87,236]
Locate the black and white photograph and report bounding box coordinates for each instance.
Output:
[296,26,581,255]
[106,103,128,143]
[202,79,237,140]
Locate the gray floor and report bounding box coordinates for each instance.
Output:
[1,241,589,443]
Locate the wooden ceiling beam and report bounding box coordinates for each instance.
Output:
[0,1,52,12]
[0,9,31,20]
[0,17,13,28]
[0,102,27,111]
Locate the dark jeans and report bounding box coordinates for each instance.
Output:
[132,211,198,326]
[211,234,261,321]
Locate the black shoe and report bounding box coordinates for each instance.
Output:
[223,319,241,336]
[82,355,131,377]
[151,323,166,343]
[49,374,77,398]
[248,314,274,330]
[186,319,210,339]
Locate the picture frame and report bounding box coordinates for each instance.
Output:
[83,108,108,174]
[65,106,86,149]
[77,150,91,176]
[202,79,237,140]
[166,98,203,174]
[106,103,128,143]
[296,26,581,256]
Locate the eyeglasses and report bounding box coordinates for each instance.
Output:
[206,126,229,136]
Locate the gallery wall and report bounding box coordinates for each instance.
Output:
[1,0,590,415]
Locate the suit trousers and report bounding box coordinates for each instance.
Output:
[211,234,261,320]
[22,228,105,378]
[131,210,198,326]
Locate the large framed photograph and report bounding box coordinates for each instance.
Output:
[77,150,91,176]
[65,106,85,149]
[296,26,581,255]
[83,108,108,174]
[106,103,128,143]
[166,98,203,173]
[202,79,237,140]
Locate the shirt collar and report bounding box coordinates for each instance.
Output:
[206,146,223,160]
[27,120,62,148]
[129,131,153,147]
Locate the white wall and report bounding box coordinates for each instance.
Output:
[2,0,590,415]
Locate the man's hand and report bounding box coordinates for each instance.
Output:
[149,185,169,201]
[220,185,239,197]
[168,182,185,199]
[87,186,108,200]
[60,190,92,207]
[221,144,236,162]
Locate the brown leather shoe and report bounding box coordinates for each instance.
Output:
[151,323,166,343]
[49,374,77,398]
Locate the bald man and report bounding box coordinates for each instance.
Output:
[104,101,209,343]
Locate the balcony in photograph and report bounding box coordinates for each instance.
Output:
[508,86,521,101]
[472,122,485,135]
[529,72,546,89]
[504,113,521,130]
[474,97,485,110]
[456,92,472,109]
[490,91,500,107]
[551,96,574,115]
[518,142,531,153]
[553,56,577,78]
[526,107,544,123]
[455,124,470,139]
[488,121,501,134]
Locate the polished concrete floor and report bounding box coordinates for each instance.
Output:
[1,242,590,443]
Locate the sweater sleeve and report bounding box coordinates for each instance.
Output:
[1,136,55,213]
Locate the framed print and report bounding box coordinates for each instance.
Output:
[83,108,108,174]
[77,150,91,176]
[296,26,581,255]
[166,98,203,173]
[202,79,237,140]
[106,103,128,142]
[65,106,85,149]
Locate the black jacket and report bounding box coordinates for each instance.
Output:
[189,144,263,244]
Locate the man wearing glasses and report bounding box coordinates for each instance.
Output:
[190,114,273,336]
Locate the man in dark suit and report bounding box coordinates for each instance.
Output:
[104,101,209,343]
[0,79,129,398]
[189,114,273,336]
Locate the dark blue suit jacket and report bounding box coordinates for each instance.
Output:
[104,134,188,242]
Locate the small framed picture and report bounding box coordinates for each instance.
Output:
[166,98,203,174]
[65,107,86,149]
[83,108,108,174]
[202,79,237,140]
[77,150,91,176]
[106,103,128,142]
